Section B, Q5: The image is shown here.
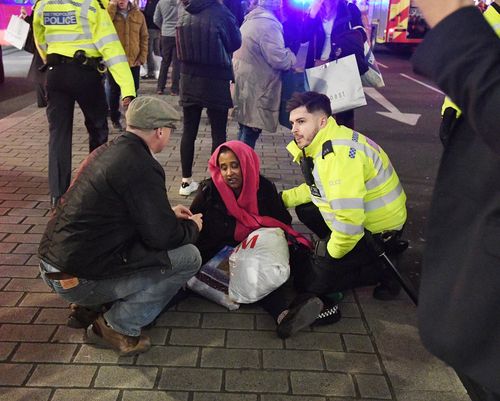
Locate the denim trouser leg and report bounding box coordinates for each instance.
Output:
[40,244,201,336]
[237,123,262,149]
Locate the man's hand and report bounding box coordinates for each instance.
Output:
[189,213,203,232]
[414,0,472,27]
[172,204,193,219]
[121,96,134,110]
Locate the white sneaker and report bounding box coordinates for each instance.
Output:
[179,181,199,196]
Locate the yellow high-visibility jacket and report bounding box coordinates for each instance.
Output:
[33,0,135,98]
[282,117,407,259]
[441,3,500,117]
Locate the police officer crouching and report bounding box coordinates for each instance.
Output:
[33,0,136,209]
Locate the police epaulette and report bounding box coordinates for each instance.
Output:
[322,140,334,159]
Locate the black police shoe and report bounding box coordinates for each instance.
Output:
[312,302,341,326]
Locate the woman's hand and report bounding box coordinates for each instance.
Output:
[189,213,203,232]
[308,0,325,19]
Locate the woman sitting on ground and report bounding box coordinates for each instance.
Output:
[190,140,341,338]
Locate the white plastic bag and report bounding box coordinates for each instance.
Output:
[5,15,30,50]
[361,42,385,88]
[305,54,367,113]
[228,228,290,304]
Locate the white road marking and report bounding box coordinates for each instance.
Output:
[400,73,443,94]
[364,87,421,126]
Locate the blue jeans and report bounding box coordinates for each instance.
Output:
[39,244,201,336]
[237,123,262,149]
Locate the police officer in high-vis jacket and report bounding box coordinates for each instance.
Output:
[282,91,407,300]
[33,0,136,209]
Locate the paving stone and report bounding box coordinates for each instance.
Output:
[193,393,257,401]
[0,363,33,385]
[74,344,134,364]
[290,371,355,397]
[2,233,42,243]
[169,328,225,347]
[144,327,169,345]
[95,366,158,389]
[20,292,67,307]
[0,253,30,265]
[340,302,362,318]
[122,390,188,401]
[202,313,254,329]
[51,326,87,343]
[0,242,15,252]
[0,324,56,342]
[263,349,324,370]
[226,330,283,349]
[1,200,38,208]
[255,313,277,330]
[136,345,198,367]
[158,368,222,391]
[324,351,382,374]
[12,342,77,362]
[224,370,289,393]
[201,348,260,369]
[155,311,201,327]
[356,374,392,399]
[4,278,50,292]
[0,278,10,289]
[7,208,47,217]
[0,265,39,278]
[261,396,326,401]
[51,389,119,401]
[343,334,375,353]
[285,332,343,351]
[0,306,38,323]
[0,341,15,360]
[176,297,228,313]
[28,364,96,387]
[13,243,39,253]
[0,291,23,306]
[395,390,470,401]
[35,307,68,324]
[312,318,367,334]
[0,387,51,401]
[0,223,30,233]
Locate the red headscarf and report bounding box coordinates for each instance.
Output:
[208,141,312,249]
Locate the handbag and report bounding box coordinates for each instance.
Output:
[305,54,367,114]
[331,28,368,75]
[360,42,385,88]
[4,15,30,50]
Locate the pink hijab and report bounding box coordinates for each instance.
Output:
[208,141,312,249]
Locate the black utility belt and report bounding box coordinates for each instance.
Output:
[46,53,103,70]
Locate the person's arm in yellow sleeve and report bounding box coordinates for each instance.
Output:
[322,152,367,259]
[281,183,311,208]
[32,2,47,63]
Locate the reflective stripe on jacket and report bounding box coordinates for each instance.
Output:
[441,3,500,118]
[282,117,407,259]
[33,0,135,98]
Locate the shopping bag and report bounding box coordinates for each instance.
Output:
[305,54,367,114]
[228,227,290,304]
[361,42,385,88]
[187,246,240,310]
[4,15,30,50]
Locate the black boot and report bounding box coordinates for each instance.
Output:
[276,293,323,339]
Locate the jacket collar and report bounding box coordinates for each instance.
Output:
[286,116,339,162]
[122,131,153,155]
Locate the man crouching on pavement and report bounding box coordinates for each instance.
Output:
[38,96,203,356]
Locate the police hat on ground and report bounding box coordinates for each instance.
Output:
[126,96,181,130]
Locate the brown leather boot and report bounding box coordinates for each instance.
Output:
[89,315,151,356]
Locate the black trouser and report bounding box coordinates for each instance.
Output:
[157,36,179,93]
[180,105,228,178]
[107,66,140,124]
[293,202,382,295]
[46,63,109,200]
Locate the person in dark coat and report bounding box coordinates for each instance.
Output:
[176,0,241,196]
[304,0,366,129]
[190,140,341,338]
[412,2,500,398]
[38,97,203,356]
[142,0,160,79]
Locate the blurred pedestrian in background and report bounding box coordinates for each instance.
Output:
[141,0,161,79]
[176,0,241,196]
[232,0,296,148]
[154,0,180,95]
[107,0,148,132]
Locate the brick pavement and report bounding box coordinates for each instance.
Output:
[0,80,468,401]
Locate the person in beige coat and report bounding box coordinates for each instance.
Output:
[232,0,296,148]
[107,0,149,130]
